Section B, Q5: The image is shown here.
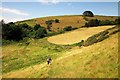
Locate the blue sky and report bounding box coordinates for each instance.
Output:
[0,2,118,23]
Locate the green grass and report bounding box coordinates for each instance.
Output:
[2,25,119,78]
[40,33,118,78]
[2,37,73,73]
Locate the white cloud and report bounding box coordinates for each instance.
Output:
[0,7,30,23]
[0,7,29,16]
[51,0,59,4]
[1,16,30,23]
[37,0,60,5]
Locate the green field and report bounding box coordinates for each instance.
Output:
[1,14,119,78]
[2,26,119,78]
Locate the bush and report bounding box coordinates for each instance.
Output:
[84,35,98,46]
[97,35,109,42]
[2,39,13,45]
[85,19,100,27]
[55,19,60,23]
[78,40,84,47]
[35,27,47,39]
[115,17,120,25]
[99,30,109,36]
[99,20,115,26]
[2,23,24,41]
[45,20,54,31]
[18,23,33,37]
[63,26,73,31]
[34,24,42,31]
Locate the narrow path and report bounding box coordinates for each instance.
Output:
[2,47,84,78]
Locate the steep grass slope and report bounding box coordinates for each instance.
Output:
[2,32,118,78]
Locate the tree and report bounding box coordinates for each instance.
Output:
[34,24,42,31]
[45,20,54,31]
[18,23,33,37]
[115,17,120,25]
[83,11,94,17]
[2,22,23,41]
[55,19,60,23]
[35,27,47,39]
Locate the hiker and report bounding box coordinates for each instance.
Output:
[47,57,52,65]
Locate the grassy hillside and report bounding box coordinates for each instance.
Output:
[2,31,118,78]
[16,15,118,31]
[2,38,73,74]
[2,25,119,78]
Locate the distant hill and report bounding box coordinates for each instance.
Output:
[16,15,118,31]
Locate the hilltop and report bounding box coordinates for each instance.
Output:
[16,15,118,31]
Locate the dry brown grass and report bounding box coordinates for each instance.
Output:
[47,25,115,45]
[16,15,117,31]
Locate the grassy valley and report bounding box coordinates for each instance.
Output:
[1,13,119,78]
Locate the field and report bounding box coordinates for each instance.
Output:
[16,15,117,31]
[48,25,115,45]
[2,14,119,78]
[2,31,118,78]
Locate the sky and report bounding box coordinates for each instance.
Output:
[0,1,118,23]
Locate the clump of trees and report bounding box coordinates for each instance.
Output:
[2,20,47,42]
[34,24,47,39]
[45,19,60,31]
[85,19,100,27]
[45,20,54,31]
[2,22,24,41]
[115,17,120,25]
[83,11,94,17]
[84,19,117,27]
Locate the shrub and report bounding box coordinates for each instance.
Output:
[99,20,115,26]
[99,30,109,36]
[78,40,84,47]
[45,20,54,31]
[63,26,73,31]
[55,19,60,23]
[85,19,100,27]
[35,27,47,39]
[34,24,42,31]
[97,35,109,42]
[84,35,98,46]
[115,17,120,25]
[18,23,33,37]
